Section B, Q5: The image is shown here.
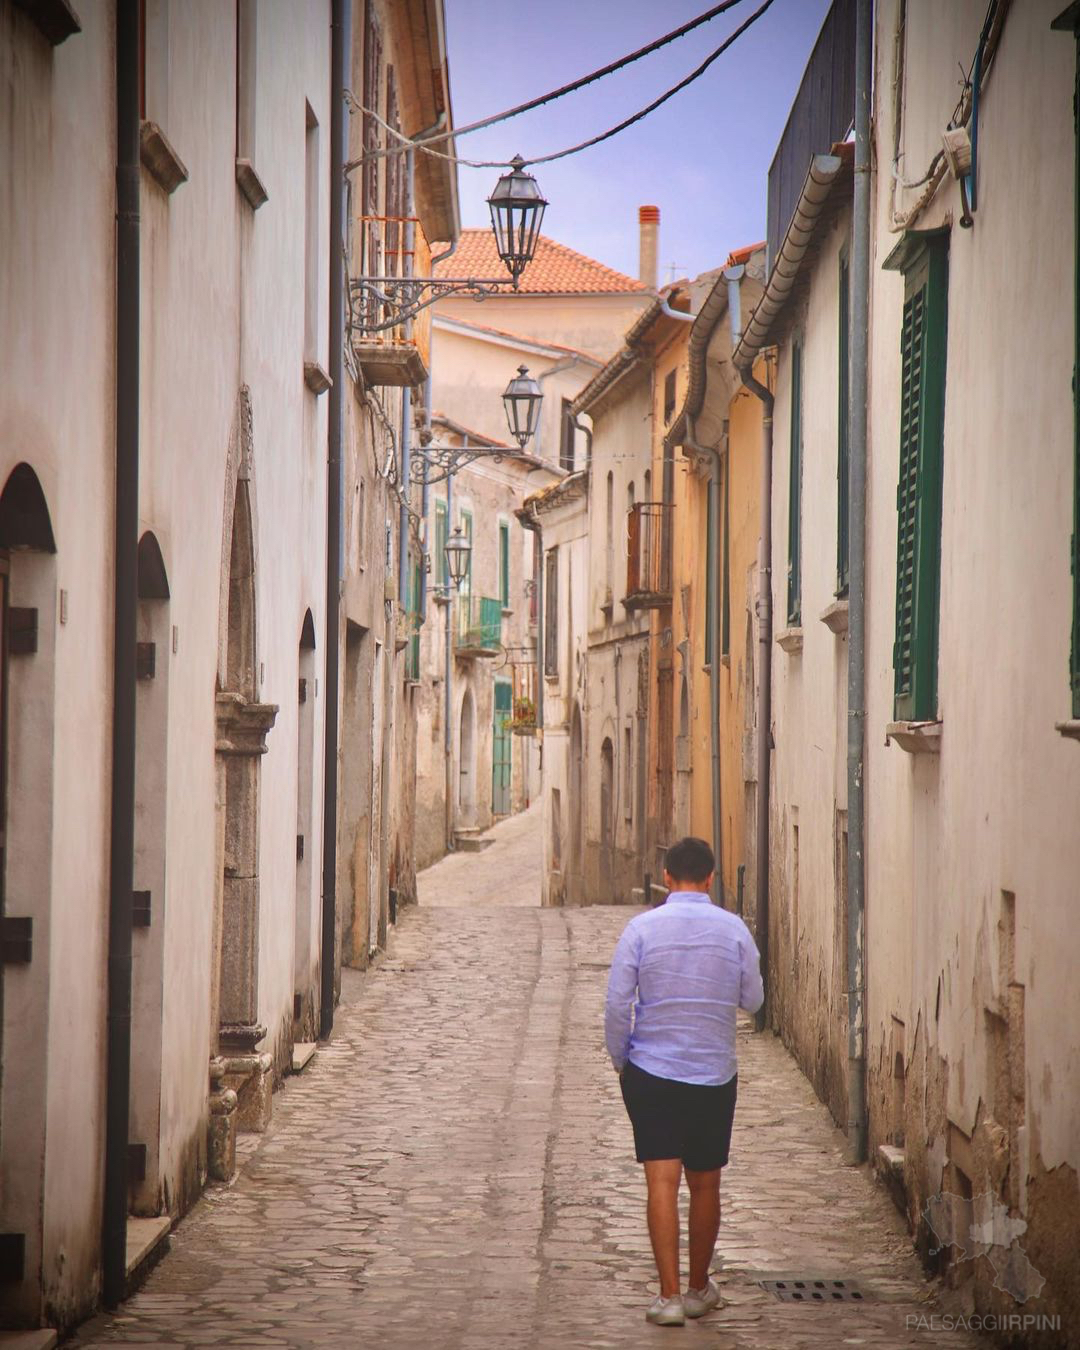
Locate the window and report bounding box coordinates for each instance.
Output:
[544,547,559,676]
[406,555,421,682]
[892,236,948,722]
[663,369,676,424]
[623,724,633,822]
[499,520,510,609]
[559,400,575,472]
[434,499,447,587]
[304,103,320,361]
[837,251,851,596]
[787,339,803,626]
[236,0,257,161]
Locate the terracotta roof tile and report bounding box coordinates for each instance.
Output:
[434,229,646,296]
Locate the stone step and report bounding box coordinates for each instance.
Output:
[454,830,494,853]
[125,1214,171,1293]
[0,1333,59,1350]
[291,1041,317,1073]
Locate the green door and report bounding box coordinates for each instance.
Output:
[492,680,512,816]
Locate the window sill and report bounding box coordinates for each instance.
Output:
[501,606,513,618]
[544,673,560,684]
[236,158,269,210]
[886,720,942,754]
[775,626,803,654]
[820,598,849,635]
[1055,719,1080,742]
[304,362,332,395]
[140,121,188,194]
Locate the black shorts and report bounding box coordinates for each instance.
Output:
[619,1061,738,1172]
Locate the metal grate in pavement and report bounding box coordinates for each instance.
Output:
[760,1277,872,1304]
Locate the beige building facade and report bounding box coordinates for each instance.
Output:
[0,0,455,1331]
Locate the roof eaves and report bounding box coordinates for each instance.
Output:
[733,152,849,373]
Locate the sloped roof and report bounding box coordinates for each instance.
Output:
[434,229,646,295]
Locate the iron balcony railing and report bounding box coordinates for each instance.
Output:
[456,595,503,657]
[625,502,673,610]
[348,214,433,381]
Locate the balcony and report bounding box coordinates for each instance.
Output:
[624,502,673,611]
[456,596,503,658]
[348,215,432,387]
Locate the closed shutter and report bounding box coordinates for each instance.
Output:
[787,340,803,625]
[892,239,948,721]
[434,500,447,587]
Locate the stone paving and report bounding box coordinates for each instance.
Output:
[72,813,985,1350]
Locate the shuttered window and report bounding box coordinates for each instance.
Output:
[434,499,447,587]
[544,547,559,677]
[787,340,803,626]
[837,253,851,596]
[892,238,948,722]
[499,521,510,608]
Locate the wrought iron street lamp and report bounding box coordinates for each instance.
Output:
[487,156,548,283]
[443,525,472,590]
[502,365,544,449]
[349,157,548,336]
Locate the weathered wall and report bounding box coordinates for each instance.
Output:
[437,292,651,365]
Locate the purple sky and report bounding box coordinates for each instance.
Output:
[443,0,831,282]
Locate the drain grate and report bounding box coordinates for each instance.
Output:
[760,1277,871,1304]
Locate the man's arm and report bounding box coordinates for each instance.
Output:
[604,926,640,1072]
[738,928,765,1015]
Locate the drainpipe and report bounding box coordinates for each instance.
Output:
[728,264,774,1030]
[846,0,872,1166]
[443,467,454,852]
[103,0,140,1307]
[397,146,415,611]
[682,415,724,907]
[320,0,348,1041]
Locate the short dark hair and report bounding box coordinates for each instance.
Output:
[664,837,715,884]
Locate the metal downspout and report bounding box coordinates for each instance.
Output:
[443,468,454,852]
[683,416,724,907]
[397,147,415,611]
[846,0,872,1165]
[320,0,348,1041]
[103,0,140,1307]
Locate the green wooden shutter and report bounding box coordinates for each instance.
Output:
[837,253,851,596]
[499,521,510,609]
[461,509,473,605]
[434,499,447,587]
[705,488,714,665]
[787,340,803,625]
[721,455,731,657]
[893,239,948,721]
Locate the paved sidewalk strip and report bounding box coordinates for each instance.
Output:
[73,899,982,1349]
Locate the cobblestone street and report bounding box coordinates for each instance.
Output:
[72,812,981,1350]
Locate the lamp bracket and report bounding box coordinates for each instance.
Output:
[409,442,523,486]
[348,275,520,335]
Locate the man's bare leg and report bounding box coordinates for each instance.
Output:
[642,1159,683,1298]
[685,1167,721,1290]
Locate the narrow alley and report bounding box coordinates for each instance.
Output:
[72,813,980,1350]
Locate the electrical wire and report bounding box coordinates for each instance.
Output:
[346,0,774,174]
[392,0,749,152]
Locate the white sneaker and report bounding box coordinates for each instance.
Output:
[645,1294,685,1326]
[683,1278,723,1318]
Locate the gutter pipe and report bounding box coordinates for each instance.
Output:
[681,414,724,908]
[397,146,416,611]
[846,0,872,1166]
[103,0,140,1306]
[419,241,457,620]
[443,465,454,852]
[320,0,349,1041]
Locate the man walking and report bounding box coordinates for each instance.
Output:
[604,837,764,1326]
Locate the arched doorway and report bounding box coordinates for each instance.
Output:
[130,531,171,1215]
[568,702,583,904]
[458,686,475,825]
[212,450,277,1156]
[0,463,57,1318]
[600,736,614,900]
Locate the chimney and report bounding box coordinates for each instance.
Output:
[638,204,659,290]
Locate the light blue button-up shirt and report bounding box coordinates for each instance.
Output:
[604,892,765,1086]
